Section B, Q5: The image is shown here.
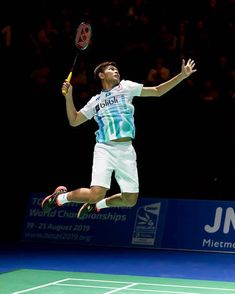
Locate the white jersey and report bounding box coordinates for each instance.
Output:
[80,80,143,143]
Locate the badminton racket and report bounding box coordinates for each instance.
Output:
[62,22,92,95]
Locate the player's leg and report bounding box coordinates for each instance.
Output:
[41,185,108,213]
[77,142,113,218]
[84,141,139,214]
[42,142,112,213]
[103,192,138,207]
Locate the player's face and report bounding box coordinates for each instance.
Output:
[103,65,120,84]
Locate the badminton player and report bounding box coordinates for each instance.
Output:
[41,59,197,219]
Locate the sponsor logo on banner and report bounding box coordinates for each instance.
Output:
[202,206,235,250]
[132,202,161,246]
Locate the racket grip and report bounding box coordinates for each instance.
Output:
[62,72,73,95]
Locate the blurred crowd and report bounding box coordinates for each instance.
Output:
[1,0,234,103]
[1,0,235,197]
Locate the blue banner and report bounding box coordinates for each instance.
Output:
[163,199,235,252]
[21,193,235,252]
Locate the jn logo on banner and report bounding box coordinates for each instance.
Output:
[204,207,235,234]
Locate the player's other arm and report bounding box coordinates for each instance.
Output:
[140,59,197,97]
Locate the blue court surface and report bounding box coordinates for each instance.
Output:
[1,241,235,293]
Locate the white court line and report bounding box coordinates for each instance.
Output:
[65,278,235,292]
[11,277,235,293]
[104,282,138,294]
[11,278,70,294]
[55,284,233,294]
[56,283,117,289]
[106,291,216,294]
[68,278,133,283]
[56,280,201,294]
[55,283,232,294]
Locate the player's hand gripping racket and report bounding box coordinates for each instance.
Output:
[62,22,92,95]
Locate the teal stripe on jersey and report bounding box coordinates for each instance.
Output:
[94,94,135,142]
[80,80,143,143]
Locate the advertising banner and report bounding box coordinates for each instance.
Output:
[162,199,235,252]
[22,193,235,253]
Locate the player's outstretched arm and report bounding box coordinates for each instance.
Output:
[141,58,197,97]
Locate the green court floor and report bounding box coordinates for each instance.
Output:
[1,269,235,294]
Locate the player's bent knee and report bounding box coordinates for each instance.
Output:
[89,186,107,203]
[123,193,138,207]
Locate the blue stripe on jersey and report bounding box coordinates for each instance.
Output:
[80,80,143,143]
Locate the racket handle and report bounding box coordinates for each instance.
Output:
[62,72,73,95]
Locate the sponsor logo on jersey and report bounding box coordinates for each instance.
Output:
[95,96,119,112]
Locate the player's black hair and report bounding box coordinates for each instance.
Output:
[93,61,117,81]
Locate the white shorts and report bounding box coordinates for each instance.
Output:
[91,141,139,193]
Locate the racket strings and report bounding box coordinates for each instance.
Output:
[75,22,92,50]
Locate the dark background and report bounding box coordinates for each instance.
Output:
[1,0,234,241]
